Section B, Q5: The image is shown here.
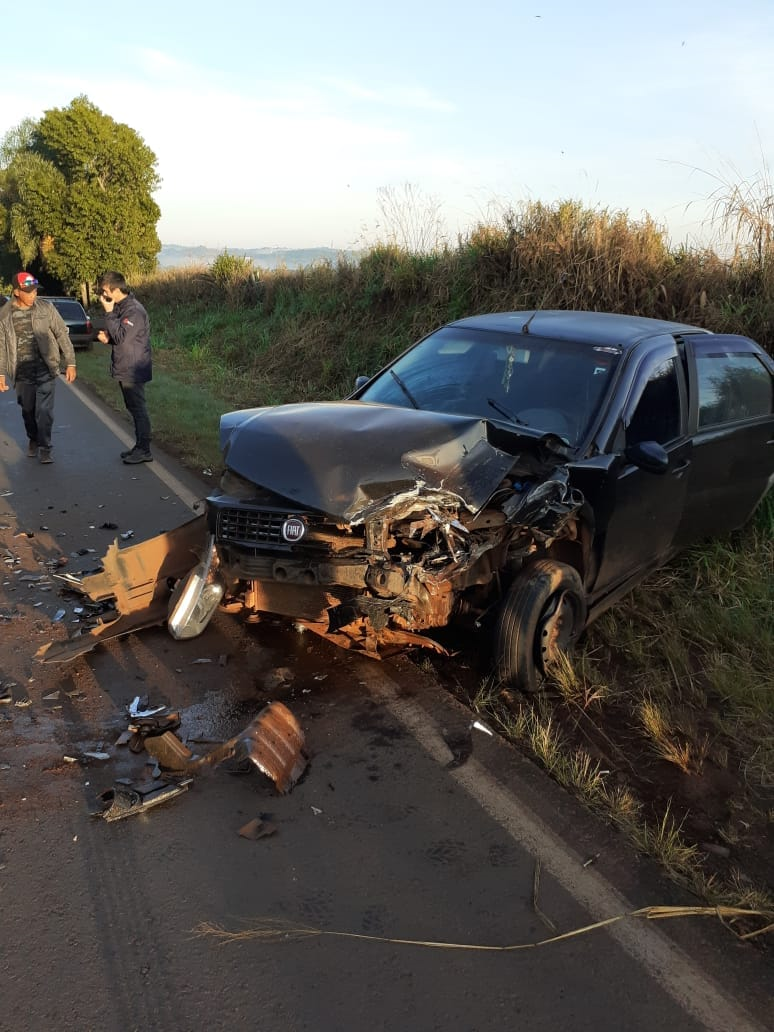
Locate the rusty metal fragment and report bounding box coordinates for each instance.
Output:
[192,701,308,793]
[238,817,277,840]
[139,701,307,794]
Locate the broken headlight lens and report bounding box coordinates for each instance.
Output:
[168,536,224,639]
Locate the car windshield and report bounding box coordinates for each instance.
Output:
[358,325,620,446]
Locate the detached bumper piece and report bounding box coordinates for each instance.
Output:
[189,701,308,793]
[142,701,308,795]
[36,515,208,664]
[218,701,308,793]
[94,777,194,822]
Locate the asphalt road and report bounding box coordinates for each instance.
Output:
[0,377,771,1032]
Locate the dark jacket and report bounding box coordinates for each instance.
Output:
[104,293,152,383]
[0,298,76,386]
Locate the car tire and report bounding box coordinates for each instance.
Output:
[493,559,587,694]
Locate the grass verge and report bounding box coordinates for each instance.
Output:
[74,346,229,472]
[456,495,774,918]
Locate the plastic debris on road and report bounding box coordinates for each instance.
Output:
[93,777,194,822]
[128,695,168,718]
[238,817,278,840]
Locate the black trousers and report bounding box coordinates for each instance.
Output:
[120,381,152,451]
[16,374,56,449]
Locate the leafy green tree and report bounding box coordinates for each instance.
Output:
[0,95,160,297]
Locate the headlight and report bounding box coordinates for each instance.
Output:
[168,536,224,639]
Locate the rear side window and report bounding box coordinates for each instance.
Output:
[697,353,772,427]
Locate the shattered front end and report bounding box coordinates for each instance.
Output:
[37,403,585,666]
[206,464,583,659]
[198,403,585,660]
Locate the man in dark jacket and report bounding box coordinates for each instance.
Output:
[0,272,77,463]
[96,271,153,464]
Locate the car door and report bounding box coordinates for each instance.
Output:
[585,342,691,599]
[674,334,774,546]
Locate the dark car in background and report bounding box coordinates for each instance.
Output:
[40,296,94,350]
[40,311,774,694]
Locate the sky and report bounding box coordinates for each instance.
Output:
[2,0,773,252]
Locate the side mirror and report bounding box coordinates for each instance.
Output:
[353,375,370,391]
[624,440,669,474]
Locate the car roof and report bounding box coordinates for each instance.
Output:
[448,310,711,350]
[40,296,85,307]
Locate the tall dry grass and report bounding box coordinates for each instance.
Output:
[123,199,773,416]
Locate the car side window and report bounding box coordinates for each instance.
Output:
[696,353,773,427]
[626,357,681,446]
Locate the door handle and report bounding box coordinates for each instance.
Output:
[671,460,691,475]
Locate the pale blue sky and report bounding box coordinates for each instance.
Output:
[2,0,772,251]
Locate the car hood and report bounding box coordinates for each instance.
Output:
[221,401,544,522]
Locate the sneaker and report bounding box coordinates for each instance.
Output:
[38,447,54,464]
[27,440,38,458]
[123,448,153,465]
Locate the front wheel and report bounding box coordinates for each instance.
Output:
[493,559,587,694]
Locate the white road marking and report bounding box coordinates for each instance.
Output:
[65,379,203,511]
[363,669,766,1032]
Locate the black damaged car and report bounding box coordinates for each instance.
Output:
[39,311,774,693]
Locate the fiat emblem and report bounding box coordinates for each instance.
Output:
[281,516,306,543]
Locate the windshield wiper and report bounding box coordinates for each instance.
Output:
[487,397,526,425]
[390,369,419,409]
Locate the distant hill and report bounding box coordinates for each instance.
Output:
[158,244,358,270]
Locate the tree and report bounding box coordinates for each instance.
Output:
[0,96,161,298]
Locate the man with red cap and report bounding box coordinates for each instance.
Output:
[0,272,77,463]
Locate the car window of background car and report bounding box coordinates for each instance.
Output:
[625,357,682,446]
[37,297,94,349]
[696,353,773,427]
[48,299,85,320]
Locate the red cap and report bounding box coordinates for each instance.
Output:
[13,272,40,291]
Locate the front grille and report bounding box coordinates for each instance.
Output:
[217,507,288,546]
[217,548,276,578]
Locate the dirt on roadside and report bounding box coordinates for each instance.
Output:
[415,625,774,929]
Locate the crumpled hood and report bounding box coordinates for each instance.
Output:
[221,401,526,522]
